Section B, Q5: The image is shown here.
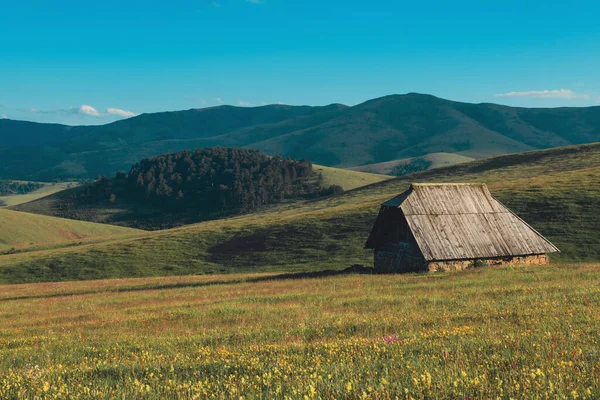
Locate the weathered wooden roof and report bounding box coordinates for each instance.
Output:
[376,183,559,261]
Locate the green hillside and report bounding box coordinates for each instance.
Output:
[0,182,77,207]
[1,143,598,283]
[0,119,81,149]
[350,152,475,175]
[0,208,142,252]
[2,94,600,180]
[0,104,346,180]
[313,165,391,190]
[10,152,386,230]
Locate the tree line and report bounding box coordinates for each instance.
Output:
[392,158,432,176]
[0,180,44,196]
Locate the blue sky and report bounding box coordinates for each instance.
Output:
[1,0,599,125]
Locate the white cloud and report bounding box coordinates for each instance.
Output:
[494,89,589,100]
[213,97,224,104]
[107,107,137,118]
[78,105,101,117]
[237,100,254,107]
[1,114,7,119]
[20,104,105,118]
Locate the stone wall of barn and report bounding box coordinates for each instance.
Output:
[374,252,550,273]
[426,254,550,272]
[374,248,426,273]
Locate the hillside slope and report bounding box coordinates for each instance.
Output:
[1,142,598,283]
[0,208,141,252]
[0,119,81,149]
[1,94,600,180]
[350,152,475,175]
[11,162,390,229]
[0,182,77,207]
[313,165,391,190]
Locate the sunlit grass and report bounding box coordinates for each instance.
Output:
[314,164,392,190]
[0,208,142,253]
[0,182,75,207]
[0,264,599,398]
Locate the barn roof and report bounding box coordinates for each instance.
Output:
[372,183,559,261]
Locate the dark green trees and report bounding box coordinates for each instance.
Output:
[0,180,44,196]
[123,147,328,213]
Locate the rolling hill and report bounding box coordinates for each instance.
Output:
[0,208,141,252]
[2,93,600,180]
[1,142,598,283]
[350,152,475,175]
[313,165,391,190]
[10,154,389,229]
[0,181,78,207]
[0,119,82,149]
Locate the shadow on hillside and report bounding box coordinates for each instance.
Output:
[0,265,373,303]
[247,265,372,282]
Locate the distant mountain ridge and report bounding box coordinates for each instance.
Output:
[1,93,600,180]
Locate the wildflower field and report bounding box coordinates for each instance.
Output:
[0,263,599,399]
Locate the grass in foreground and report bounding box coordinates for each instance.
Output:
[0,264,598,399]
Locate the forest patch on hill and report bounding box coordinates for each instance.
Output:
[12,148,342,229]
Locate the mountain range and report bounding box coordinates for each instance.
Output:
[2,93,600,180]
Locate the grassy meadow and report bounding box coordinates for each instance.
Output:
[0,263,599,398]
[1,143,599,284]
[313,165,392,190]
[0,208,142,253]
[0,144,598,398]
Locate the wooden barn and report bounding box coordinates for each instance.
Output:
[365,183,560,272]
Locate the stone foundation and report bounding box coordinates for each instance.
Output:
[427,254,550,272]
[374,250,550,274]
